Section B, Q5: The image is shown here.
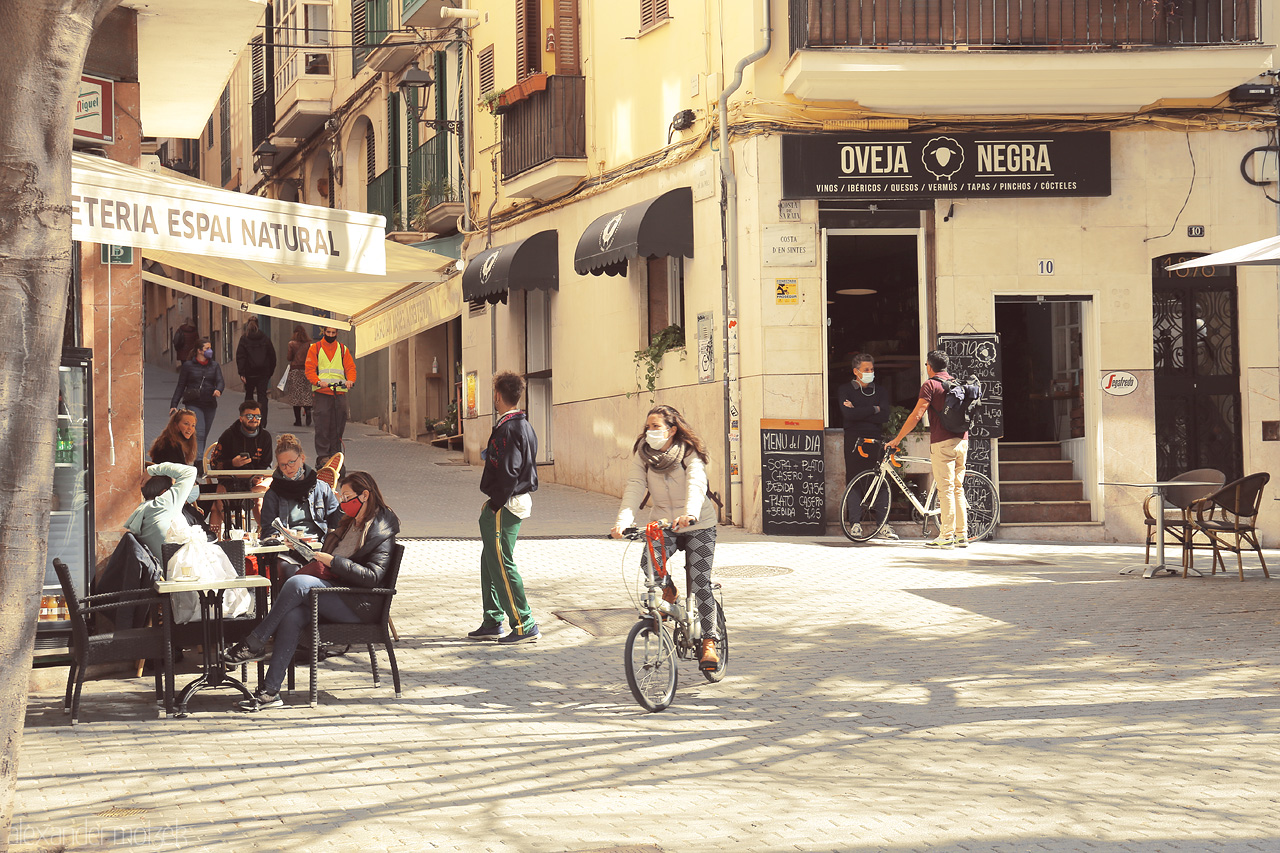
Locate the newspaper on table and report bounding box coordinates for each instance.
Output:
[271,518,318,562]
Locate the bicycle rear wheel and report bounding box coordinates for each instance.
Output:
[840,470,890,542]
[701,600,728,683]
[922,470,1000,542]
[624,619,677,712]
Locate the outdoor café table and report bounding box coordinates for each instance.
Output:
[155,574,270,717]
[1103,481,1221,579]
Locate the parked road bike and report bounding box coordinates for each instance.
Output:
[840,438,1000,543]
[618,521,728,712]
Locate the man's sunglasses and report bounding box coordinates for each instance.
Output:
[243,414,262,421]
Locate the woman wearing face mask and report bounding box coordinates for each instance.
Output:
[222,470,399,711]
[170,336,225,465]
[259,433,343,577]
[609,404,722,671]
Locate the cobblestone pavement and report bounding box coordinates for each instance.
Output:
[13,368,1280,852]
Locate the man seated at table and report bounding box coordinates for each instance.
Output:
[209,400,273,535]
[124,462,199,563]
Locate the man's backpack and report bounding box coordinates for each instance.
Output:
[937,375,981,434]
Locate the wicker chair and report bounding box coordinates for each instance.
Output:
[316,451,344,489]
[1192,472,1271,581]
[54,558,172,724]
[287,543,402,707]
[1141,468,1225,575]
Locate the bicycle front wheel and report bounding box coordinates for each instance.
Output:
[701,600,729,684]
[624,619,677,712]
[923,469,1001,542]
[840,470,890,542]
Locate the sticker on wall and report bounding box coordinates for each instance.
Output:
[1100,371,1138,396]
[697,312,715,383]
[775,278,799,305]
[466,371,479,418]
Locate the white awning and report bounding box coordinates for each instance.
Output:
[144,239,455,321]
[72,152,458,325]
[1166,235,1280,270]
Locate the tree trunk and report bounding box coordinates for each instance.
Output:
[0,1,119,845]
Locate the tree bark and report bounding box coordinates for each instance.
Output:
[0,1,119,845]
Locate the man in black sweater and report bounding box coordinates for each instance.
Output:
[209,400,273,534]
[469,371,540,644]
[838,352,897,539]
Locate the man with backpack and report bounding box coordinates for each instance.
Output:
[236,317,277,428]
[886,349,971,549]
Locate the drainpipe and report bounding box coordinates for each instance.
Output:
[717,0,772,526]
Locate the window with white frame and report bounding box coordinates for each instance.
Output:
[275,0,332,93]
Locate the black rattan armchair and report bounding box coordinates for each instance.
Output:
[287,543,403,707]
[1193,472,1271,581]
[54,558,172,724]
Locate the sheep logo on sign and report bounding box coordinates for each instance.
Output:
[922,137,965,180]
[600,211,626,251]
[480,249,501,284]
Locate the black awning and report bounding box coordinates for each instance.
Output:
[574,187,693,277]
[462,230,559,303]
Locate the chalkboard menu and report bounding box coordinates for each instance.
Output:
[966,437,993,480]
[937,333,1003,440]
[760,419,824,535]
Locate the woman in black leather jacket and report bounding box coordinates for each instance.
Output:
[223,471,400,711]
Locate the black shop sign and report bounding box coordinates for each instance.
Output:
[781,132,1110,200]
[760,419,825,536]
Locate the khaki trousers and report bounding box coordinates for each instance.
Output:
[930,437,969,539]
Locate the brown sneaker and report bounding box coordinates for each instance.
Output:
[662,584,678,604]
[699,637,719,671]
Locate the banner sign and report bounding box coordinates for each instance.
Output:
[355,279,463,357]
[782,132,1110,200]
[70,153,387,275]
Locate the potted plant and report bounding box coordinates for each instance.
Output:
[410,180,464,234]
[632,324,685,400]
[884,405,928,457]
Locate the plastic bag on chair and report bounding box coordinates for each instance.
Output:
[163,518,252,623]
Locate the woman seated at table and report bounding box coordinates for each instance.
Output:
[149,409,214,538]
[259,433,343,578]
[222,470,400,711]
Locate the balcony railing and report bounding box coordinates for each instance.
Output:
[789,0,1260,49]
[409,134,460,207]
[367,168,399,232]
[500,75,586,181]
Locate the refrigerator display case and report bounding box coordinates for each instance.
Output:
[35,348,95,661]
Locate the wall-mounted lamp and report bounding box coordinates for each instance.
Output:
[397,61,434,94]
[399,61,462,132]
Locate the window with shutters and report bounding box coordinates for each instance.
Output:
[366,124,376,184]
[640,0,670,33]
[250,35,274,149]
[477,44,495,95]
[554,0,580,76]
[352,0,368,73]
[515,0,541,80]
[206,117,214,149]
[219,84,232,186]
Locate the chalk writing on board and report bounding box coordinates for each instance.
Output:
[760,422,824,535]
[937,332,1004,440]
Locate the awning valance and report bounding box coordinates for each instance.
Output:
[574,187,693,277]
[1165,235,1280,270]
[462,230,559,302]
[72,152,387,275]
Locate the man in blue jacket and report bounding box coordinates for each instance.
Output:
[469,371,540,645]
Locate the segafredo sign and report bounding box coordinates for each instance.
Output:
[1101,371,1139,396]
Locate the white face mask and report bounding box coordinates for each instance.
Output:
[860,371,875,384]
[645,429,670,449]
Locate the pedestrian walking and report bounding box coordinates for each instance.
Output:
[886,349,968,548]
[838,352,897,540]
[304,326,356,468]
[610,404,722,671]
[172,317,199,367]
[170,336,224,466]
[467,371,540,644]
[236,317,277,428]
[284,324,314,426]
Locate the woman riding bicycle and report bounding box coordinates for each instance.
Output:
[610,405,720,671]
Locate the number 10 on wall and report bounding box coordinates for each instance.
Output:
[1037,259,1055,275]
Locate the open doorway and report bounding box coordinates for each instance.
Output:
[823,231,922,426]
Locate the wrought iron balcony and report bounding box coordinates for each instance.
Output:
[500,75,587,181]
[366,168,399,233]
[789,0,1260,49]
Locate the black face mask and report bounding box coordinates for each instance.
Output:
[324,334,337,343]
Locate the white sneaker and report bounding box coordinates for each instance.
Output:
[924,535,955,549]
[874,526,899,540]
[954,536,969,549]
